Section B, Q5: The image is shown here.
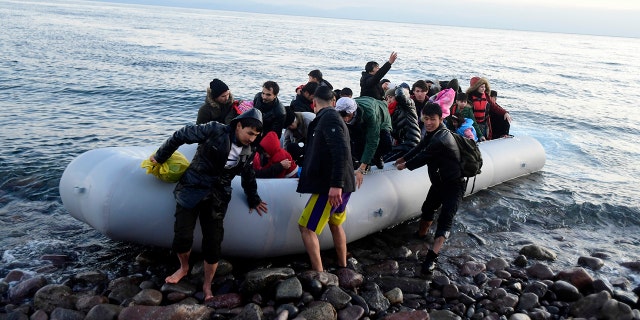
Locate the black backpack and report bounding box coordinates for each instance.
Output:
[451,133,483,178]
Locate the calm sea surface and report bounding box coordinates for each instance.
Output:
[1,0,640,283]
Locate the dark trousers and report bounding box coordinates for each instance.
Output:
[421,179,465,238]
[173,187,231,264]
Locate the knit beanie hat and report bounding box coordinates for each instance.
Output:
[470,77,480,87]
[209,79,229,99]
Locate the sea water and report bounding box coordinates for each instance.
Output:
[1,0,640,283]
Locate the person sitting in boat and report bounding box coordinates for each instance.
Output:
[359,51,398,100]
[383,86,421,162]
[253,131,298,178]
[411,80,430,131]
[335,96,392,180]
[450,112,478,141]
[445,92,485,141]
[197,78,239,125]
[297,85,356,272]
[282,106,315,165]
[253,80,286,140]
[394,102,464,275]
[149,108,268,302]
[466,77,510,140]
[488,90,512,138]
[307,69,333,89]
[290,82,318,113]
[339,87,353,98]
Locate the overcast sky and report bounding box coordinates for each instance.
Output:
[95,0,640,38]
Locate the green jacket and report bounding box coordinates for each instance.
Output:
[353,96,392,165]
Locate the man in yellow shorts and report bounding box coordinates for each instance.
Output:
[296,85,357,272]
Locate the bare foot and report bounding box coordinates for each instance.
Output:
[203,285,214,302]
[165,267,188,284]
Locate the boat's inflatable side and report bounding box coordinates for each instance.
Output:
[59,136,545,258]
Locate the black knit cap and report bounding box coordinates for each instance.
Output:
[209,78,229,99]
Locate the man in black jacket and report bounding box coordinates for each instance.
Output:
[394,102,464,275]
[359,51,398,100]
[253,80,286,139]
[297,86,357,272]
[150,108,268,301]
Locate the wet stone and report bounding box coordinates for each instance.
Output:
[385,309,429,320]
[509,313,531,320]
[132,288,163,306]
[242,267,295,293]
[85,304,123,320]
[569,291,612,318]
[8,276,47,303]
[551,280,582,302]
[321,285,351,309]
[205,292,242,309]
[276,303,298,319]
[429,309,461,319]
[460,261,486,277]
[526,263,554,280]
[335,267,363,290]
[361,282,390,313]
[523,281,548,298]
[160,281,196,296]
[166,291,187,302]
[118,304,212,320]
[3,270,26,283]
[442,284,459,299]
[75,294,109,313]
[33,284,75,313]
[390,246,413,259]
[383,287,403,305]
[513,255,528,268]
[519,245,557,261]
[297,301,337,320]
[592,278,614,294]
[337,305,364,320]
[486,257,509,272]
[50,307,84,320]
[364,259,399,276]
[233,303,263,320]
[555,267,594,293]
[275,276,302,301]
[516,292,539,311]
[495,270,511,279]
[577,256,604,270]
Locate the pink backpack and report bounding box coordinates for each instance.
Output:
[430,88,455,119]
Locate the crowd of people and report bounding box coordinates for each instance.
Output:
[149,51,515,300]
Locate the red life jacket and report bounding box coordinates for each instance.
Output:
[470,93,488,123]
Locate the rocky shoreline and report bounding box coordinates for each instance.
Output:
[2,229,640,320]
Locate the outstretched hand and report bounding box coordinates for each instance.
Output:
[250,201,268,216]
[388,51,398,64]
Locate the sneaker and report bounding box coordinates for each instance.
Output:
[421,249,438,274]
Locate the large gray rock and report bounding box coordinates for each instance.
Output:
[298,301,337,320]
[232,303,264,320]
[360,282,390,313]
[275,276,302,301]
[551,280,582,302]
[242,268,295,293]
[519,245,557,261]
[85,303,123,320]
[8,276,47,303]
[526,263,554,280]
[321,285,351,309]
[33,284,75,313]
[50,307,84,320]
[132,288,163,306]
[375,276,429,294]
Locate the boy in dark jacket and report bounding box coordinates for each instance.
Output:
[394,102,464,274]
[297,86,356,272]
[150,108,268,301]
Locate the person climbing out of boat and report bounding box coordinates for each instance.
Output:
[359,51,398,100]
[196,78,240,125]
[488,90,512,138]
[149,108,268,302]
[282,106,315,166]
[290,82,318,113]
[450,112,479,141]
[394,102,464,275]
[336,95,392,179]
[252,131,298,178]
[253,80,286,140]
[383,86,421,162]
[297,85,356,272]
[445,92,485,141]
[308,69,333,89]
[466,77,511,140]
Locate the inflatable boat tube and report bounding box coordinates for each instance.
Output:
[59,136,545,258]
